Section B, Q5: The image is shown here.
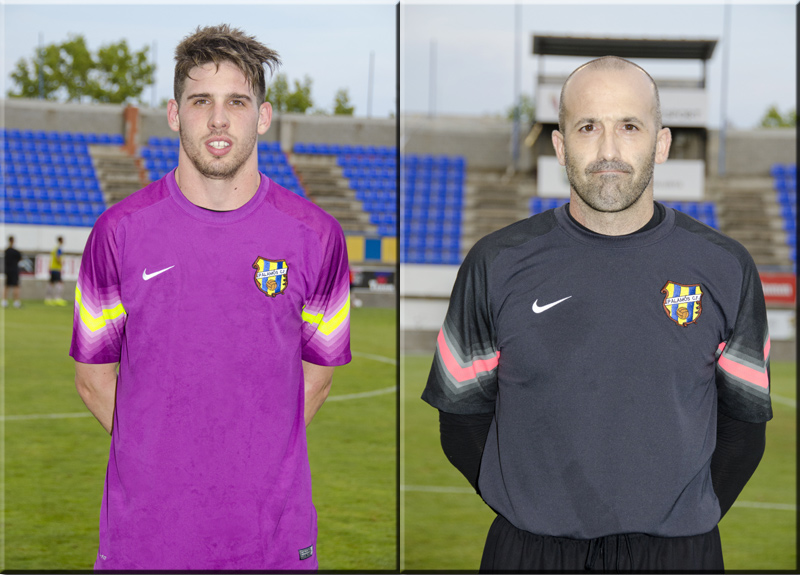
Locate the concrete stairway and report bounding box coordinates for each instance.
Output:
[461,171,534,254]
[90,146,146,206]
[708,176,792,269]
[290,154,375,234]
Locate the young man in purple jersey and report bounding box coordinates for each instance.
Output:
[70,24,351,570]
[423,57,771,572]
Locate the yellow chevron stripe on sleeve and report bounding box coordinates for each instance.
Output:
[301,293,350,336]
[75,286,127,333]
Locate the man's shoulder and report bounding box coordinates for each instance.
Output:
[671,208,757,269]
[265,177,344,238]
[94,177,172,233]
[465,211,558,268]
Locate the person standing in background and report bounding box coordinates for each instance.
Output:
[3,235,23,308]
[45,236,66,306]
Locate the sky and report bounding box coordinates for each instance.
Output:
[401,1,796,129]
[1,1,796,129]
[2,1,397,117]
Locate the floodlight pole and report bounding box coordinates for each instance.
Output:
[718,3,731,177]
[38,32,44,100]
[152,41,158,108]
[429,39,437,118]
[367,50,375,118]
[511,3,521,173]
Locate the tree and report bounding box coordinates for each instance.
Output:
[285,75,314,113]
[507,93,536,125]
[90,40,155,103]
[760,105,796,128]
[266,73,314,114]
[265,73,290,111]
[333,88,354,115]
[7,34,154,104]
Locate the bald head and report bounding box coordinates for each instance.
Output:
[558,56,662,133]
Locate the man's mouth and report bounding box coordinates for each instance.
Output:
[206,138,232,156]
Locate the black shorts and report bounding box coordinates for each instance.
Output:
[6,272,19,287]
[50,270,62,284]
[480,514,724,573]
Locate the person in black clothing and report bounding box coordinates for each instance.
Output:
[4,236,23,308]
[422,56,771,572]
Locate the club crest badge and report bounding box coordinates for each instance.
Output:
[661,281,703,327]
[253,257,288,297]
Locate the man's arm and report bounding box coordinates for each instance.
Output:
[303,361,335,427]
[439,410,494,491]
[711,410,766,519]
[75,361,118,434]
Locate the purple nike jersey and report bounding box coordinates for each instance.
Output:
[70,171,351,570]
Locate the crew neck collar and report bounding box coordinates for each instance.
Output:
[555,201,675,247]
[166,168,269,223]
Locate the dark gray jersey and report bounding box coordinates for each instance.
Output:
[422,203,771,539]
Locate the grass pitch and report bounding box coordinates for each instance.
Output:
[3,301,396,571]
[402,353,796,572]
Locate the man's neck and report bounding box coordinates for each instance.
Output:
[567,190,655,236]
[174,157,261,211]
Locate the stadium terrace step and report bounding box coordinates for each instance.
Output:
[89,145,145,208]
[709,175,793,269]
[290,151,379,235]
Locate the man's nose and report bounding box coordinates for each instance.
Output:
[209,103,230,130]
[597,131,621,161]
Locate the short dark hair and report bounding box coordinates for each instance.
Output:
[558,55,662,132]
[173,24,281,105]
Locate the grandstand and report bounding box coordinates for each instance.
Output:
[3,129,118,227]
[1,98,396,305]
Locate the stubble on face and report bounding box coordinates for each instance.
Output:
[564,142,656,213]
[178,122,258,181]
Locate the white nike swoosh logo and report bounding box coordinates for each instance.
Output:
[532,296,572,314]
[142,266,175,281]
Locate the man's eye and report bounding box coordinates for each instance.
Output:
[579,125,594,133]
[231,100,244,106]
[623,124,638,131]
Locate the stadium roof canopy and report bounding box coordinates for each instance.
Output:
[532,35,718,61]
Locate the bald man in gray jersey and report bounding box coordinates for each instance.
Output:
[423,56,771,572]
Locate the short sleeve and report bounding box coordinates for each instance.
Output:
[69,216,127,364]
[715,253,772,423]
[421,242,499,415]
[300,219,351,366]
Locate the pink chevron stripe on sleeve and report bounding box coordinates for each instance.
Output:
[716,340,770,390]
[437,328,500,384]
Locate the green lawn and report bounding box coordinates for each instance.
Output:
[3,302,397,571]
[402,354,797,572]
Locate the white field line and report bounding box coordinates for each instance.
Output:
[771,393,796,408]
[2,412,93,421]
[352,351,397,365]
[327,386,396,401]
[3,351,398,421]
[401,485,796,511]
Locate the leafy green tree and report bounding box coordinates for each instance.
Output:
[90,40,155,103]
[285,75,314,114]
[266,73,313,114]
[760,105,796,128]
[265,73,291,110]
[333,88,354,115]
[7,34,153,104]
[507,93,536,125]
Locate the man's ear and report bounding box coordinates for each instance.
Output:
[257,101,272,135]
[655,127,671,164]
[167,99,180,133]
[552,129,566,167]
